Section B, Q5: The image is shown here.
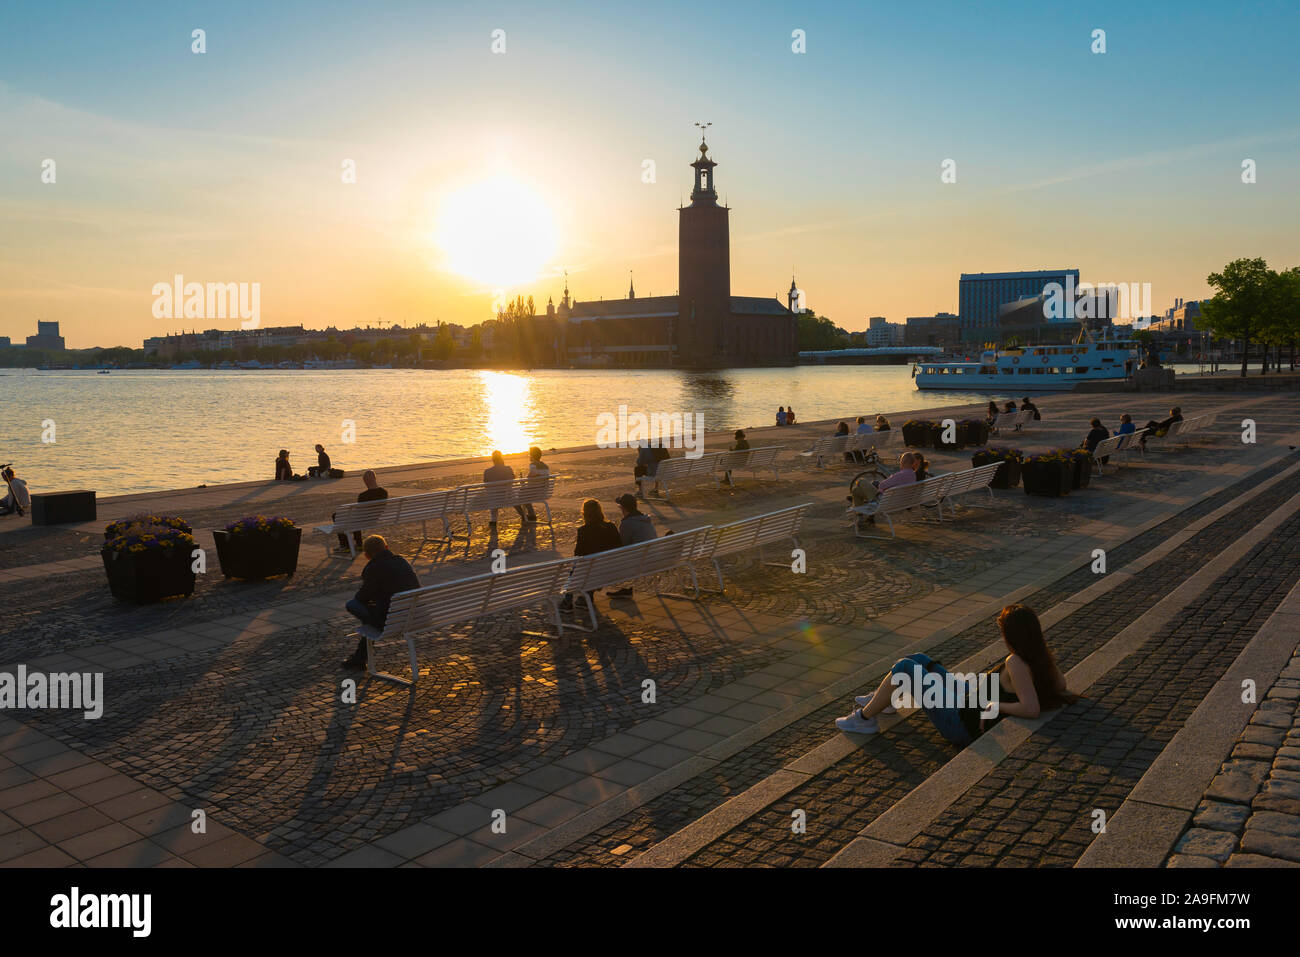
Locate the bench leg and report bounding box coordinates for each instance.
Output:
[542,501,556,550]
[363,637,415,688]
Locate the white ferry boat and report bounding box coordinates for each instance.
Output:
[914,335,1140,392]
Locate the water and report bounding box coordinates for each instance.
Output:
[2,366,1009,496]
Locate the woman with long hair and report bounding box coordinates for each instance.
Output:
[836,604,1077,743]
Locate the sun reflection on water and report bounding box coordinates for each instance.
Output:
[479,370,535,455]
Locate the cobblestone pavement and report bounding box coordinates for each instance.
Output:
[540,453,1300,866]
[1167,644,1300,867]
[670,461,1300,867]
[889,509,1300,868]
[15,610,782,866]
[2,392,1295,868]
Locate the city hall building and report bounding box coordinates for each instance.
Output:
[528,137,799,369]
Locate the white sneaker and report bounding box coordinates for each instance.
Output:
[835,710,879,734]
[853,692,897,714]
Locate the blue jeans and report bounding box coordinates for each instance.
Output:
[346,599,381,629]
[889,653,974,746]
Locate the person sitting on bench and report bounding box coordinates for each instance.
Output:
[1140,406,1182,449]
[484,450,527,529]
[559,499,624,612]
[0,467,30,516]
[835,604,1078,741]
[342,534,420,670]
[334,469,388,553]
[607,493,657,598]
[522,446,548,524]
[308,444,332,478]
[850,452,917,530]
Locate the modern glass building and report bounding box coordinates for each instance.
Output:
[958,269,1079,345]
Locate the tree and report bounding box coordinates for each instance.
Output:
[1202,258,1272,378]
[796,312,850,351]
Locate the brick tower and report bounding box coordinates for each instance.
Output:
[677,134,730,367]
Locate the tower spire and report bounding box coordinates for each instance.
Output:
[689,122,718,206]
[628,270,635,300]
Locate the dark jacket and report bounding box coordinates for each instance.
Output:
[275,457,293,480]
[318,449,331,472]
[358,486,388,503]
[484,463,515,483]
[619,512,657,546]
[1082,427,1109,453]
[354,550,420,628]
[575,520,623,557]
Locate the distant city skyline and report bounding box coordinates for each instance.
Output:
[3,0,1298,349]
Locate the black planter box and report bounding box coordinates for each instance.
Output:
[902,424,932,448]
[102,547,195,603]
[1022,462,1071,497]
[928,423,963,451]
[975,457,1021,489]
[1070,457,1092,490]
[957,422,989,447]
[213,526,302,580]
[32,490,97,525]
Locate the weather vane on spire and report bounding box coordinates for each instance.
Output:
[695,121,712,144]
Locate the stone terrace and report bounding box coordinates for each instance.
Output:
[1,390,1297,868]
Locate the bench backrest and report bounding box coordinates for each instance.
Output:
[876,474,950,513]
[993,412,1018,428]
[1092,435,1126,459]
[333,486,464,531]
[460,475,557,513]
[707,503,811,560]
[713,446,785,472]
[382,558,570,639]
[943,462,1002,495]
[1115,429,1148,452]
[564,526,713,593]
[655,453,721,482]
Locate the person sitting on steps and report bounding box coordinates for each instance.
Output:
[835,604,1078,741]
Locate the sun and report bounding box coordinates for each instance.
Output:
[434,177,558,289]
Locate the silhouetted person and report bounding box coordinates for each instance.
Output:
[342,535,420,670]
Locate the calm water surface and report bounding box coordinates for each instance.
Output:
[3,366,1030,495]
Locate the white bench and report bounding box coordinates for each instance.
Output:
[1088,435,1127,475]
[1153,413,1216,448]
[353,557,572,686]
[696,502,812,594]
[651,453,724,500]
[990,410,1033,435]
[799,434,852,468]
[314,486,467,556]
[847,474,953,539]
[713,446,786,486]
[1114,429,1148,465]
[935,462,1003,516]
[560,526,715,632]
[455,475,558,546]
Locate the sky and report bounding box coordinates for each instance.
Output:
[2,0,1298,348]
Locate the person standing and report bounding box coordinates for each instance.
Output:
[342,535,420,670]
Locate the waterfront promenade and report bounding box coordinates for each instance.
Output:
[2,390,1299,868]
